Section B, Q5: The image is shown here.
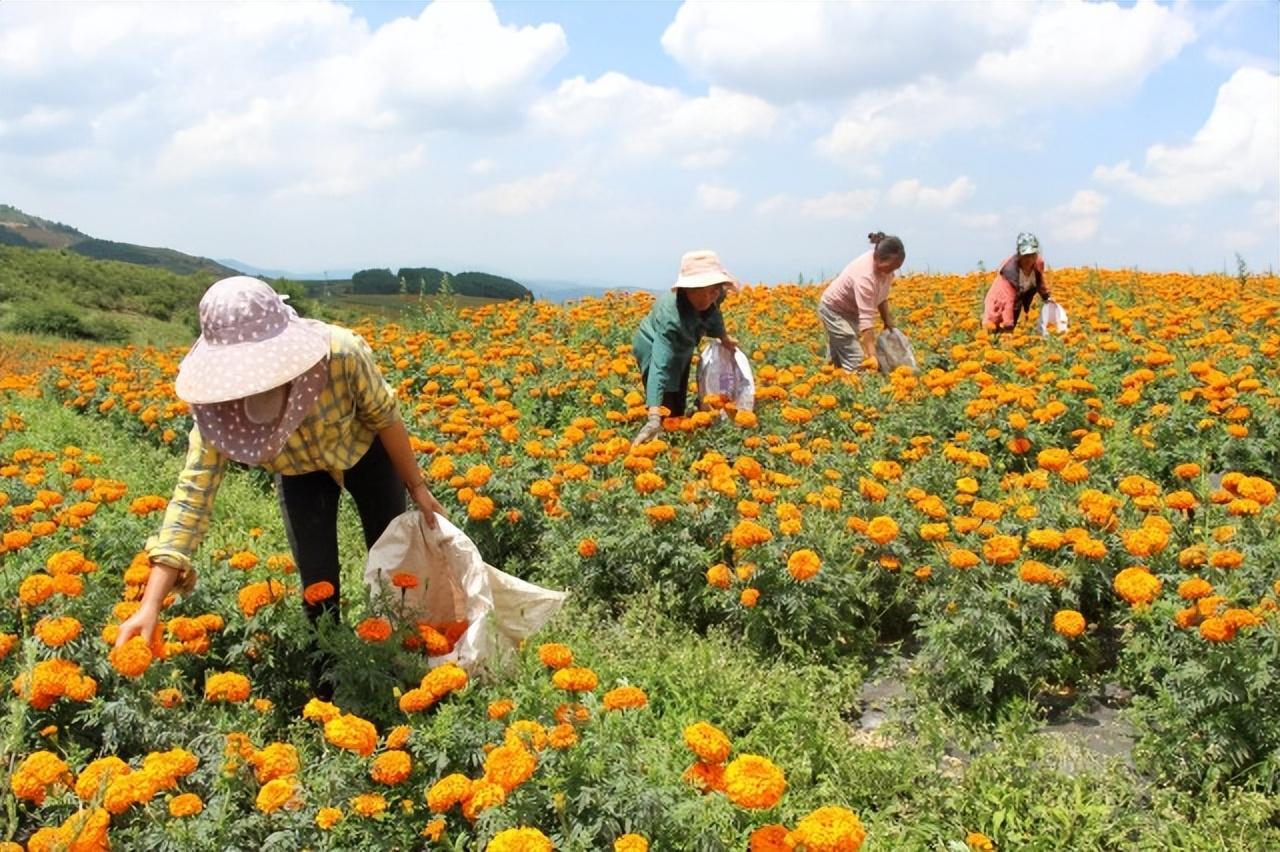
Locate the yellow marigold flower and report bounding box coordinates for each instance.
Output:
[1053,610,1086,639]
[1114,567,1162,607]
[324,714,379,756]
[918,522,949,542]
[633,472,665,494]
[142,747,198,789]
[109,636,153,679]
[169,792,204,817]
[256,777,302,813]
[303,697,340,723]
[421,661,468,699]
[248,743,298,784]
[350,792,387,817]
[615,834,649,852]
[786,548,821,582]
[74,755,131,801]
[966,831,996,851]
[316,806,343,829]
[552,666,599,692]
[683,721,731,764]
[204,671,251,703]
[488,827,553,852]
[788,805,867,852]
[865,516,899,546]
[11,751,72,805]
[484,742,537,793]
[949,549,980,570]
[723,753,787,809]
[538,642,574,669]
[426,773,473,813]
[505,719,548,751]
[602,685,649,712]
[749,824,793,852]
[461,779,506,821]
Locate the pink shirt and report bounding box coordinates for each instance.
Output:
[820,250,893,332]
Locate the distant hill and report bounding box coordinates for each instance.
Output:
[0,204,238,277]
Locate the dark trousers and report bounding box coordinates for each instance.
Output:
[276,436,405,695]
[640,357,692,417]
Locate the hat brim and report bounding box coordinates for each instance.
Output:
[673,270,736,290]
[175,319,331,404]
[191,357,328,465]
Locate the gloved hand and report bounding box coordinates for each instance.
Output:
[632,413,663,446]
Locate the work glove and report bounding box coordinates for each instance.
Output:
[632,413,663,446]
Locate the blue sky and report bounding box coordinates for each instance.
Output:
[1,1,1276,289]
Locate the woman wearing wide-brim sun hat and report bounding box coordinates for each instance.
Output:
[983,232,1055,331]
[113,276,445,699]
[631,250,739,445]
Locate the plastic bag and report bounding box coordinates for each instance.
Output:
[696,341,756,411]
[874,328,918,375]
[1039,301,1069,335]
[364,510,568,676]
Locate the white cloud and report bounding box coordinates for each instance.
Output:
[1094,67,1279,205]
[531,72,776,168]
[887,177,976,210]
[0,1,567,195]
[957,212,1001,230]
[662,2,1031,103]
[696,184,740,211]
[810,1,1195,162]
[468,169,579,215]
[469,159,496,175]
[1046,190,1108,242]
[1222,200,1280,251]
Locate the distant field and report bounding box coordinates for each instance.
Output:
[322,292,502,320]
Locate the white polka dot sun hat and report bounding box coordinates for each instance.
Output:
[176,276,332,464]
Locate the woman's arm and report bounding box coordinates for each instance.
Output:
[378,418,444,529]
[878,300,895,331]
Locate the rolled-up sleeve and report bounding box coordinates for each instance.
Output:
[349,334,400,430]
[146,426,228,571]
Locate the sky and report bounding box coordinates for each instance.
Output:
[1,0,1277,290]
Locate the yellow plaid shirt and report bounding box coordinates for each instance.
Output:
[147,326,400,572]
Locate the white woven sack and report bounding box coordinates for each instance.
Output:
[696,341,756,411]
[1039,302,1069,335]
[364,511,567,677]
[875,328,918,375]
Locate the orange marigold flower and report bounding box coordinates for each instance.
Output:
[237,579,286,618]
[1018,561,1066,587]
[966,832,996,852]
[467,495,495,521]
[982,535,1021,565]
[256,777,302,813]
[316,806,344,829]
[723,753,787,810]
[371,750,413,786]
[1224,608,1261,631]
[324,714,379,756]
[548,723,579,750]
[1199,617,1234,643]
[1053,610,1086,639]
[786,548,821,582]
[740,587,760,607]
[350,792,388,817]
[169,792,204,817]
[538,642,574,669]
[865,516,899,546]
[488,699,516,720]
[683,760,727,793]
[11,751,72,805]
[729,519,774,549]
[706,562,732,589]
[303,697,340,723]
[602,685,648,712]
[683,721,731,764]
[303,581,336,604]
[484,741,537,793]
[1209,549,1244,570]
[356,617,393,643]
[949,549,980,570]
[426,773,473,813]
[1173,463,1201,480]
[1177,577,1213,600]
[109,636,153,678]
[749,824,793,852]
[34,615,82,648]
[576,538,598,558]
[249,743,299,784]
[460,779,506,821]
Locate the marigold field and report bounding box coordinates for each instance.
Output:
[2,267,1279,851]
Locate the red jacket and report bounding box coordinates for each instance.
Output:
[983,255,1050,330]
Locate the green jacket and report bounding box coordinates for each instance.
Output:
[632,291,727,408]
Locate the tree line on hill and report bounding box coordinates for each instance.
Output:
[351,267,531,301]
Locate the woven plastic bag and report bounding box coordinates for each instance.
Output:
[364,510,567,676]
[696,341,756,411]
[875,328,918,375]
[1039,301,1069,335]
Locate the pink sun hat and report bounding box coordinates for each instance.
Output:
[175,276,330,404]
[673,249,737,291]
